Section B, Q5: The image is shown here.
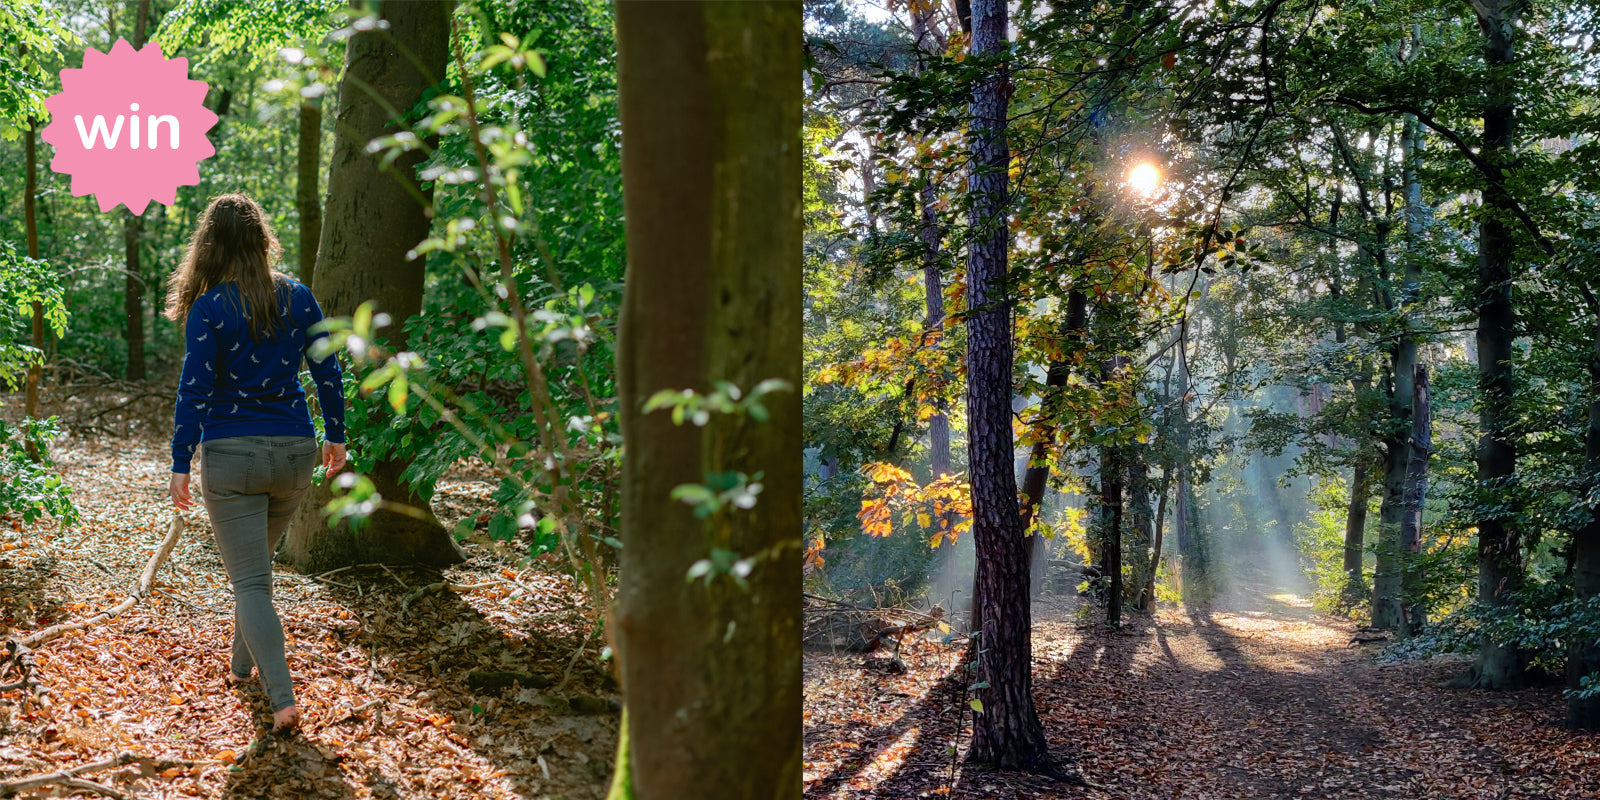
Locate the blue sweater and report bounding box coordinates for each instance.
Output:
[170,278,346,474]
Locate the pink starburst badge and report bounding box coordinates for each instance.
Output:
[42,39,217,214]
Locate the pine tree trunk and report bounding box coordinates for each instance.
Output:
[914,4,953,532]
[297,97,324,285]
[610,4,802,797]
[1569,321,1600,730]
[962,0,1051,772]
[1100,444,1123,627]
[280,0,464,574]
[1468,0,1527,690]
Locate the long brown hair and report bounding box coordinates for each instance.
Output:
[163,193,287,340]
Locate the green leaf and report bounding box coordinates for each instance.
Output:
[968,698,984,714]
[488,513,518,540]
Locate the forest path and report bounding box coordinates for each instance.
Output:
[804,555,1600,800]
[1,431,618,799]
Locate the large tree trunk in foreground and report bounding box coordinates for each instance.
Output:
[297,97,324,285]
[281,0,463,574]
[1464,0,1527,690]
[962,0,1051,772]
[609,4,803,798]
[1570,322,1600,730]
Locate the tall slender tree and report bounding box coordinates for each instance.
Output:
[963,0,1051,771]
[1466,0,1526,689]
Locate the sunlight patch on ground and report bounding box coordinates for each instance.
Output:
[1268,591,1312,608]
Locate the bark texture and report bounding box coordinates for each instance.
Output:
[611,3,803,797]
[1343,460,1370,592]
[1398,364,1432,632]
[1570,323,1600,730]
[281,0,464,574]
[121,0,151,382]
[963,0,1051,771]
[297,97,324,285]
[1468,0,1526,690]
[24,120,42,426]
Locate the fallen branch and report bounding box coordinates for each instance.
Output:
[21,515,186,649]
[2,516,186,702]
[0,750,193,798]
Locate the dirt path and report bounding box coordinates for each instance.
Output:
[2,430,618,799]
[804,567,1600,800]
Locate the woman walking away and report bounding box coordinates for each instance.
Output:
[164,193,348,735]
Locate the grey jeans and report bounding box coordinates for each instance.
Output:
[200,434,318,712]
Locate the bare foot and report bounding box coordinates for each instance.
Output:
[271,705,300,735]
[224,670,251,686]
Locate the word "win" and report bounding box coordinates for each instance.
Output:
[74,103,181,150]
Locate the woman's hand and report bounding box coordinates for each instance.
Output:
[169,472,193,511]
[323,442,347,475]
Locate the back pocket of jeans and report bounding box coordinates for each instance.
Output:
[202,446,256,495]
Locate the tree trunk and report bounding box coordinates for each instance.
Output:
[962,0,1051,772]
[610,4,803,798]
[1100,444,1123,627]
[1396,86,1432,636]
[124,212,145,381]
[1398,364,1431,633]
[1371,416,1409,630]
[297,97,324,285]
[1467,0,1526,691]
[121,0,151,382]
[1144,463,1171,609]
[281,0,464,574]
[1127,443,1153,612]
[1569,319,1600,730]
[1342,459,1371,596]
[1021,290,1087,596]
[24,119,43,431]
[915,2,953,541]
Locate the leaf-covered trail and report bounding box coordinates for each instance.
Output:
[2,431,619,799]
[804,566,1600,799]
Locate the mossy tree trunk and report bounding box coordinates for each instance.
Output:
[281,0,465,574]
[610,2,802,797]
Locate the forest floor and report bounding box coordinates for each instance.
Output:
[804,556,1600,800]
[1,424,618,799]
